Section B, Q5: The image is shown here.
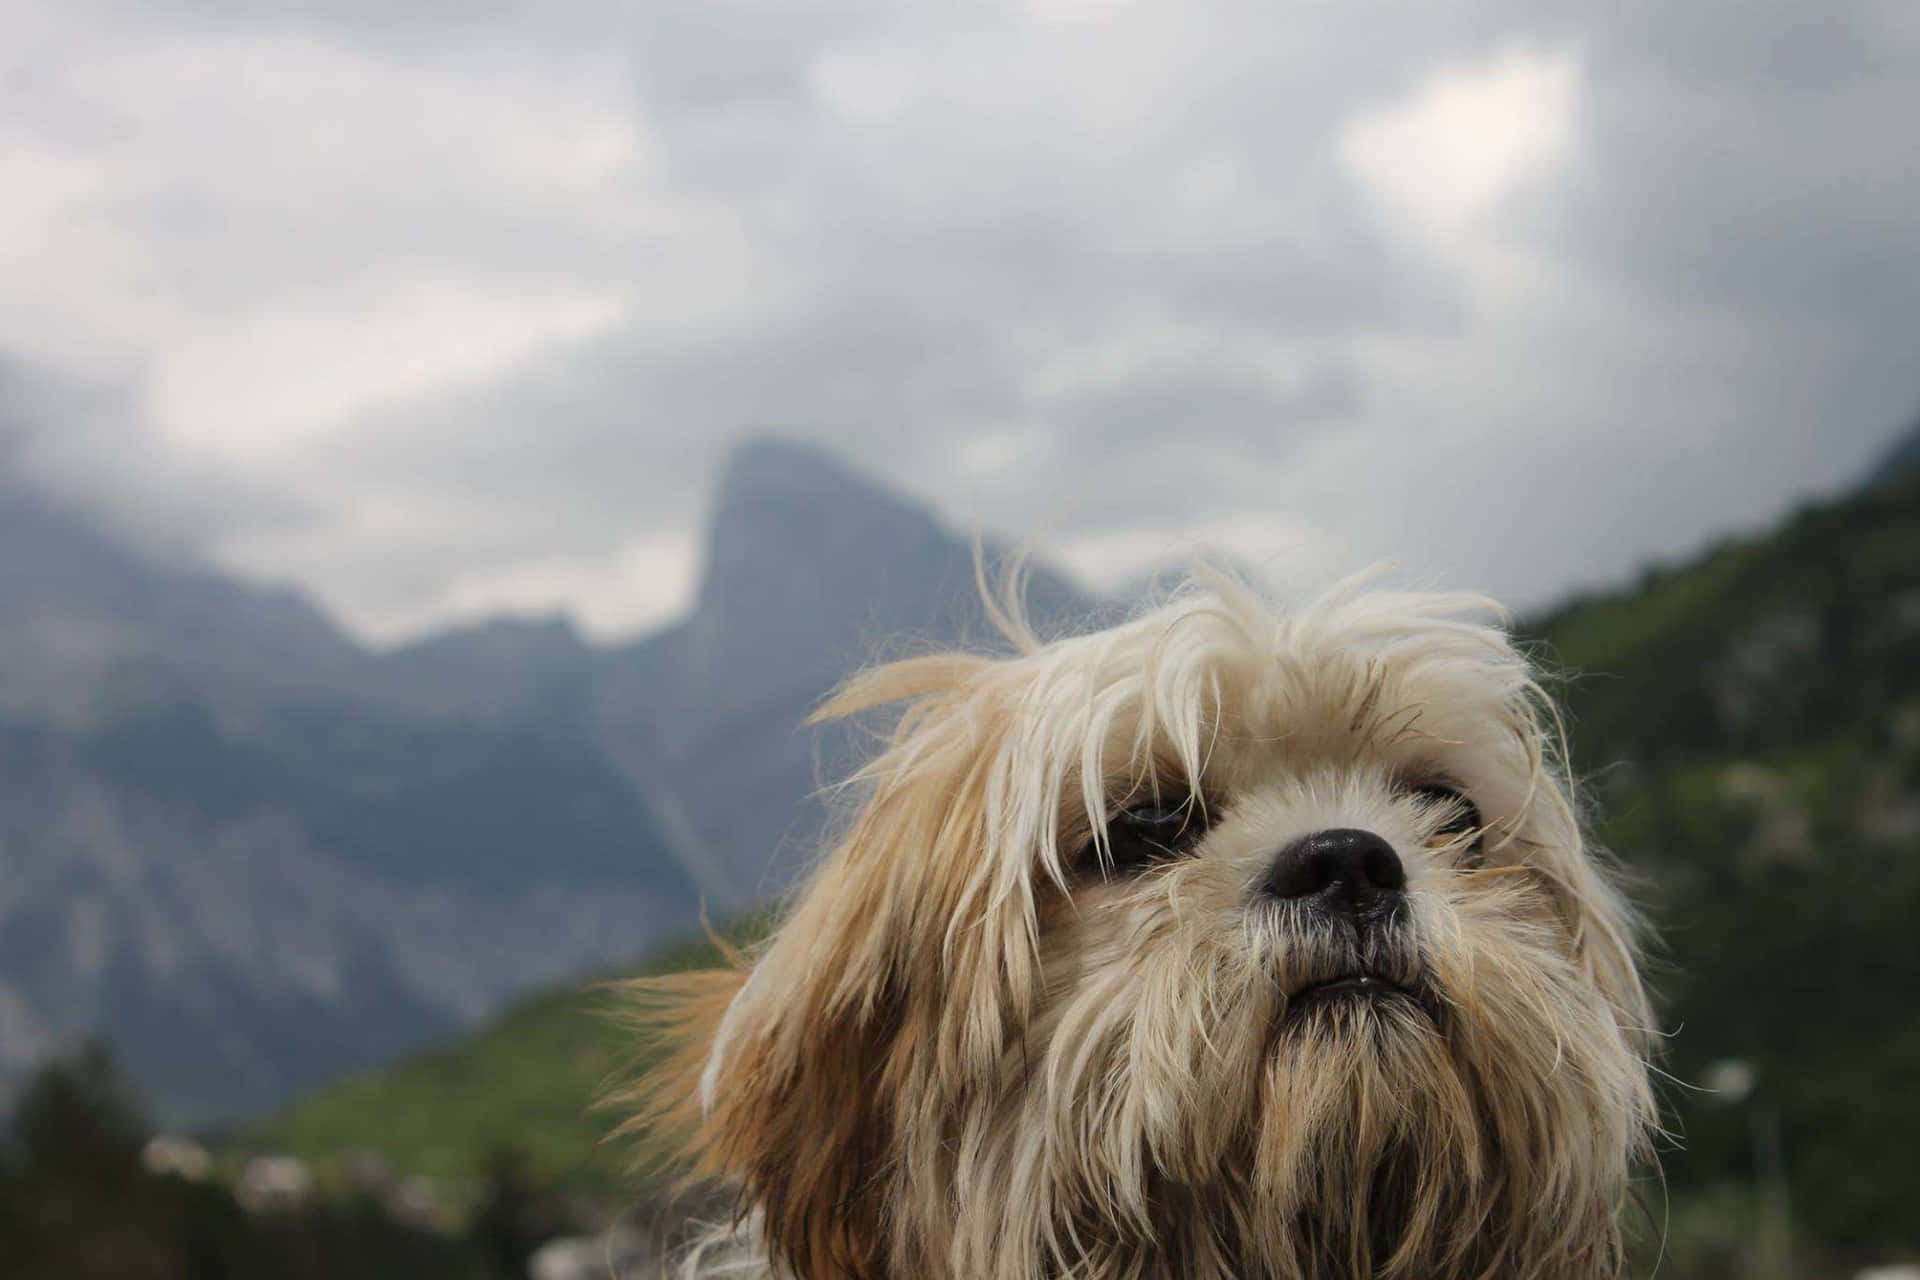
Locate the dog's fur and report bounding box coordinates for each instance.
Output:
[618,570,1657,1279]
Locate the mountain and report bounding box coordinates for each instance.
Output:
[0,437,1096,1122]
[0,484,362,729]
[0,490,691,1122]
[368,614,598,725]
[0,683,694,1126]
[592,439,1095,902]
[256,466,1920,1274]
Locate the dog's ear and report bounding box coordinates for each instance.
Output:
[617,652,1038,1279]
[613,897,905,1278]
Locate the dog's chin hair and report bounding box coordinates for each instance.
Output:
[613,569,1658,1280]
[658,994,1633,1280]
[937,905,1639,1279]
[1254,1001,1603,1280]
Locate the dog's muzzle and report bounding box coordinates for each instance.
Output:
[1259,828,1427,1017]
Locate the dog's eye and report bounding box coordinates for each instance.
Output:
[1411,782,1484,863]
[1090,796,1208,877]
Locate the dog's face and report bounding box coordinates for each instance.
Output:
[636,578,1657,1280]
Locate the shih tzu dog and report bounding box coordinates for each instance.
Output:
[621,570,1658,1279]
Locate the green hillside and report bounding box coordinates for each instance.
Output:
[1533,472,1920,1268]
[252,980,628,1203]
[239,930,745,1215]
[248,474,1920,1273]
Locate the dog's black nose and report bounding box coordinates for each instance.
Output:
[1263,828,1406,918]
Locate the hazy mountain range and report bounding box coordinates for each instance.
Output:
[7,417,1914,1126]
[0,438,1092,1122]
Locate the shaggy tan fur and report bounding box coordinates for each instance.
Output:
[615,570,1658,1279]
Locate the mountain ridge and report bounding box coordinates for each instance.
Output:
[11,418,1916,1134]
[0,435,1094,1120]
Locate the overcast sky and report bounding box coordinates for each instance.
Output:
[3,0,1916,644]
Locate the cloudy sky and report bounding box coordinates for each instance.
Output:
[3,0,1916,644]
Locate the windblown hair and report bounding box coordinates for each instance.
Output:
[615,569,1658,1280]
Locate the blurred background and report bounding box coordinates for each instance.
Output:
[2,0,1917,1276]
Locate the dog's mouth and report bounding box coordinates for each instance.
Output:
[1284,971,1420,1018]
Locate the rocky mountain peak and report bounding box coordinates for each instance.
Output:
[695,437,946,631]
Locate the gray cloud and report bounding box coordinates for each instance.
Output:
[3,0,1915,639]
[0,358,313,559]
[1514,0,1920,322]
